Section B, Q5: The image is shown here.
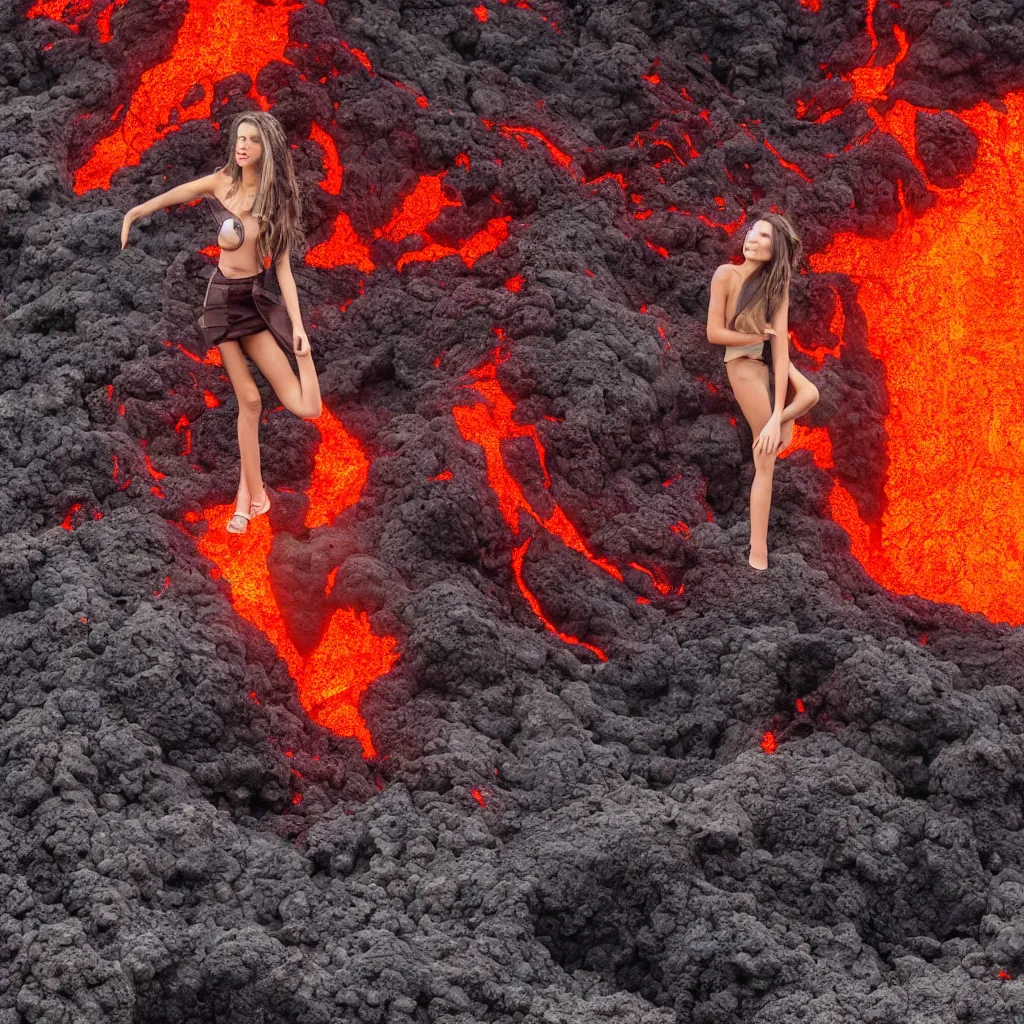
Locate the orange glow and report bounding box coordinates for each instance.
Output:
[310,122,343,195]
[304,408,370,528]
[454,350,627,656]
[799,0,821,10]
[629,562,671,595]
[306,211,376,273]
[451,357,623,573]
[174,415,192,455]
[761,731,777,754]
[26,0,88,30]
[72,0,294,193]
[61,503,83,529]
[396,217,510,271]
[780,424,833,470]
[810,92,1024,625]
[484,121,574,173]
[375,174,461,242]
[340,40,374,74]
[511,539,608,661]
[844,0,909,104]
[762,138,814,182]
[505,274,524,292]
[473,5,488,20]
[203,389,220,408]
[192,407,396,756]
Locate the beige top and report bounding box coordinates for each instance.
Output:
[724,281,768,363]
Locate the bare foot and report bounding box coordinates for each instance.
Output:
[749,547,768,571]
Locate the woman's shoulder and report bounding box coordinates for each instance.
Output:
[712,263,742,286]
[203,167,233,201]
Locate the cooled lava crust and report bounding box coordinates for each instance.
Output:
[2,0,1024,1021]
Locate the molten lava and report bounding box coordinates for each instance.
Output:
[190,407,398,756]
[72,0,295,193]
[453,350,625,658]
[810,91,1024,626]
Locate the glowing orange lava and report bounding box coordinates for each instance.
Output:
[844,0,909,103]
[453,350,624,657]
[72,0,295,193]
[809,92,1024,626]
[190,407,397,755]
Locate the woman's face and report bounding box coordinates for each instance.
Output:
[235,122,263,170]
[742,220,774,262]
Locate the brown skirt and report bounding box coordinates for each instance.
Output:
[197,269,294,357]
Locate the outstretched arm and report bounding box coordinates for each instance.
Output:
[120,171,223,249]
[706,265,772,348]
[275,248,309,355]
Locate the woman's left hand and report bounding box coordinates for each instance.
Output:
[292,328,310,355]
[754,415,782,455]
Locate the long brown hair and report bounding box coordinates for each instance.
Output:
[732,213,802,334]
[222,111,303,265]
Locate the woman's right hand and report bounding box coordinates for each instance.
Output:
[120,208,138,249]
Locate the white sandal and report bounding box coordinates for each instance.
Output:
[225,487,271,535]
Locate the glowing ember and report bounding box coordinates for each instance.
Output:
[310,123,343,195]
[761,731,777,754]
[191,407,396,756]
[307,212,376,273]
[72,0,294,193]
[454,351,626,657]
[470,787,487,806]
[61,503,83,530]
[762,138,813,182]
[844,0,909,103]
[484,121,574,173]
[375,174,461,243]
[811,92,1024,626]
[473,5,488,20]
[512,539,608,661]
[396,216,511,271]
[505,274,524,293]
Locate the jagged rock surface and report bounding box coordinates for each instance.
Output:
[2,0,1024,1022]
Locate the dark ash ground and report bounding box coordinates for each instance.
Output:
[2,0,1024,1021]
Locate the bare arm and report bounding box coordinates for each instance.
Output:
[752,291,792,455]
[120,171,224,249]
[275,248,309,354]
[706,265,771,348]
[766,292,790,415]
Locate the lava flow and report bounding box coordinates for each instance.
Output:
[308,164,511,275]
[453,349,627,660]
[71,0,295,193]
[188,407,398,756]
[809,91,1024,626]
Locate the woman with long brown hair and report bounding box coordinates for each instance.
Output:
[120,111,322,534]
[706,213,819,569]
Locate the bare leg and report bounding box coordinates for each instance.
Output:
[219,341,265,524]
[726,357,776,570]
[240,330,322,420]
[779,363,820,426]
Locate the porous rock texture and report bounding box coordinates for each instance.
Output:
[2,0,1024,1022]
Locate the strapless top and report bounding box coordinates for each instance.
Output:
[205,193,245,251]
[725,305,768,363]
